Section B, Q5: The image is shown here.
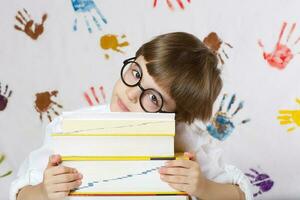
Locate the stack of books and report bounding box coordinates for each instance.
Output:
[51,111,189,200]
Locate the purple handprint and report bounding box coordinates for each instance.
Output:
[206,94,250,140]
[71,0,107,33]
[245,168,274,197]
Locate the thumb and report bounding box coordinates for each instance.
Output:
[47,154,61,168]
[184,152,196,161]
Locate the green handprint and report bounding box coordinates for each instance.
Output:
[0,154,12,178]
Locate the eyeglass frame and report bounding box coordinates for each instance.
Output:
[120,57,174,113]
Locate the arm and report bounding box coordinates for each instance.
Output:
[17,184,45,200]
[199,178,245,200]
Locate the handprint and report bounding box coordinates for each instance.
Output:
[84,85,107,106]
[206,94,250,141]
[0,83,12,111]
[153,0,191,11]
[34,90,63,122]
[245,168,274,197]
[0,154,12,178]
[258,22,300,70]
[99,34,129,59]
[14,8,47,40]
[277,98,300,132]
[203,32,233,65]
[71,0,107,33]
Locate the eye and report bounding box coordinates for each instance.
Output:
[149,94,158,105]
[132,70,141,79]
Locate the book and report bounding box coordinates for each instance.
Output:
[51,112,175,158]
[66,195,189,200]
[61,112,175,136]
[63,154,188,196]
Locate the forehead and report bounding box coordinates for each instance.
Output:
[134,56,174,105]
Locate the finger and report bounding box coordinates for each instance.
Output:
[47,191,69,199]
[159,166,189,176]
[165,159,193,169]
[47,155,61,168]
[52,172,83,184]
[50,180,82,192]
[49,165,78,176]
[168,182,188,192]
[160,174,189,184]
[184,152,196,161]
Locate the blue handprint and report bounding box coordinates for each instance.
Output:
[71,0,107,33]
[206,94,250,141]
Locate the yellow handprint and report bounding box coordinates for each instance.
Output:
[277,98,300,132]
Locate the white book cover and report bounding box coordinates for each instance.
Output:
[63,159,187,196]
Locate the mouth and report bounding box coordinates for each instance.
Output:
[117,97,130,112]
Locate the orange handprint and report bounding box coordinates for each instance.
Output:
[99,34,129,59]
[277,98,300,132]
[14,8,47,40]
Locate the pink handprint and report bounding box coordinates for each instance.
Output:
[258,22,300,70]
[153,0,191,10]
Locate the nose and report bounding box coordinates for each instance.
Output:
[125,86,141,103]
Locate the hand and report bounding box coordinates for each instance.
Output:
[71,0,107,33]
[159,152,207,197]
[14,8,47,40]
[41,155,83,200]
[206,94,250,141]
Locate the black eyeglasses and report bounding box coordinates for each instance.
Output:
[120,57,173,113]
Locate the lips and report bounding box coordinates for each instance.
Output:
[117,98,130,112]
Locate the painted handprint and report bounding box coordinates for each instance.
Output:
[203,32,233,65]
[99,34,129,59]
[0,154,12,178]
[153,0,191,11]
[245,168,274,197]
[277,98,300,132]
[0,83,12,111]
[34,90,63,122]
[14,8,47,40]
[206,94,250,141]
[258,22,300,70]
[84,85,107,106]
[71,0,107,33]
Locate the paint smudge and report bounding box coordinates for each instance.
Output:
[277,98,300,132]
[71,0,107,33]
[100,34,129,59]
[0,83,12,111]
[206,94,250,141]
[245,168,274,197]
[258,22,300,70]
[153,0,191,10]
[84,85,107,106]
[14,8,47,40]
[203,32,233,65]
[0,154,12,178]
[34,90,63,122]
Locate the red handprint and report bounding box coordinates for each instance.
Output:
[258,22,300,70]
[153,0,191,10]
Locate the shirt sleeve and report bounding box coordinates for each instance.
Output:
[9,105,109,200]
[9,116,62,200]
[176,121,253,200]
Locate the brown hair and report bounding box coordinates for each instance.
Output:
[136,32,222,124]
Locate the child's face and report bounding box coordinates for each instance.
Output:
[110,56,176,113]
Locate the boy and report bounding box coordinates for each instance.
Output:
[11,32,252,200]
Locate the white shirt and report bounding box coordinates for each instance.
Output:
[10,104,253,200]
